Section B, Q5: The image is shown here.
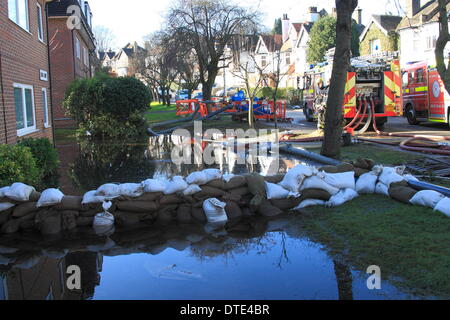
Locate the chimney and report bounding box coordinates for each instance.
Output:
[355,7,362,25]
[406,0,421,18]
[308,7,320,23]
[282,14,290,43]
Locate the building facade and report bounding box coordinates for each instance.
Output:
[0,0,54,144]
[360,15,401,56]
[47,0,95,128]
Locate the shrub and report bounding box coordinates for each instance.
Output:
[0,144,41,188]
[18,138,59,187]
[63,76,152,139]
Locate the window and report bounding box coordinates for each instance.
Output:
[42,88,49,128]
[285,52,291,65]
[83,47,89,66]
[75,37,81,59]
[8,0,29,31]
[37,3,44,42]
[416,69,425,83]
[14,83,36,136]
[370,39,381,54]
[261,55,267,67]
[426,35,437,50]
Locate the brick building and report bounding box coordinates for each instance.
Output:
[0,0,54,144]
[48,0,96,128]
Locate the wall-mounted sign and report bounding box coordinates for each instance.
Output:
[40,70,48,81]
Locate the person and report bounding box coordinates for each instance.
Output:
[314,78,329,131]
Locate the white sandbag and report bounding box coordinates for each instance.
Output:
[164,176,189,195]
[403,174,419,182]
[375,182,389,196]
[82,190,106,205]
[142,178,167,193]
[279,164,317,193]
[186,171,209,185]
[202,169,223,181]
[293,199,326,210]
[119,183,144,198]
[0,202,15,212]
[372,165,384,176]
[0,186,10,198]
[410,190,446,209]
[300,176,340,195]
[93,201,115,228]
[434,198,450,218]
[326,189,359,208]
[222,174,235,183]
[265,182,299,200]
[203,198,228,224]
[37,188,64,208]
[356,172,378,194]
[183,184,202,196]
[95,184,121,199]
[5,183,35,201]
[321,171,356,190]
[378,167,407,187]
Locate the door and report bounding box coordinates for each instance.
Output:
[428,69,447,122]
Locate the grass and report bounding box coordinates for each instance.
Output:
[146,111,178,124]
[293,195,450,298]
[54,128,77,145]
[148,102,177,112]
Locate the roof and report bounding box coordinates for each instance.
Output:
[360,14,402,41]
[292,23,302,33]
[397,0,450,30]
[260,34,283,52]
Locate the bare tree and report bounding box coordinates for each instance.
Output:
[93,26,116,52]
[270,50,290,130]
[321,0,358,158]
[435,0,450,94]
[133,33,180,106]
[166,0,260,109]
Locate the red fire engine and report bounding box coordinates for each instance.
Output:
[301,53,403,133]
[402,61,450,127]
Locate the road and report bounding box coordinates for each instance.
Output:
[269,109,450,138]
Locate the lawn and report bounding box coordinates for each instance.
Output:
[293,195,450,298]
[54,128,77,145]
[148,102,177,112]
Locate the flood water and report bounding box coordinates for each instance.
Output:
[0,135,427,300]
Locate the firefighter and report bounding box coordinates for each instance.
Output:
[315,78,329,131]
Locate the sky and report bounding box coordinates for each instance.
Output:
[88,0,407,50]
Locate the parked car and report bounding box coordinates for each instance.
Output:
[176,89,190,101]
[192,92,203,101]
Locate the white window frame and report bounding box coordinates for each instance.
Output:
[42,88,50,128]
[36,2,44,42]
[75,36,81,60]
[83,47,89,66]
[13,83,37,137]
[8,0,30,32]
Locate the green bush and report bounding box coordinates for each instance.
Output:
[0,144,41,188]
[63,76,152,139]
[18,138,59,188]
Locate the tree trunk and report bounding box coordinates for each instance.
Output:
[202,68,218,112]
[321,0,357,159]
[435,0,450,94]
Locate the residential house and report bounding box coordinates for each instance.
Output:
[254,34,284,87]
[105,42,145,77]
[397,0,450,68]
[47,0,96,128]
[98,49,116,69]
[0,0,54,144]
[360,15,402,56]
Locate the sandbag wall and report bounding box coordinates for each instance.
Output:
[0,160,449,236]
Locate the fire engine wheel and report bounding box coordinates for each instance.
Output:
[305,107,315,122]
[406,105,420,125]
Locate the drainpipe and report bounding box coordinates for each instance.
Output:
[0,50,7,144]
[45,3,56,147]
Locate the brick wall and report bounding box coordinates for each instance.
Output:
[360,23,399,56]
[0,0,54,144]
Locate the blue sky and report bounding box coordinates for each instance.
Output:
[88,0,406,49]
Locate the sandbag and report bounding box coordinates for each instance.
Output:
[116,201,158,213]
[93,211,115,229]
[186,171,209,185]
[54,196,83,211]
[336,163,354,173]
[326,189,359,208]
[298,189,332,202]
[202,169,222,181]
[29,191,41,202]
[82,191,106,205]
[246,174,267,209]
[183,185,202,196]
[142,179,167,193]
[119,183,144,198]
[36,209,62,235]
[224,201,243,220]
[96,184,121,199]
[37,188,64,208]
[389,186,418,204]
[115,211,141,227]
[300,176,340,196]
[265,182,298,200]
[294,199,326,210]
[0,209,12,225]
[321,171,356,190]
[379,166,407,187]
[61,211,78,231]
[279,164,316,193]
[0,187,10,198]
[222,174,235,183]
[356,172,378,194]
[155,205,178,224]
[5,183,35,202]
[257,199,283,217]
[195,186,228,199]
[203,198,228,224]
[164,176,188,195]
[1,219,21,234]
[224,176,247,190]
[191,207,207,223]
[228,187,250,197]
[318,165,338,173]
[434,198,450,218]
[12,202,37,218]
[353,158,375,171]
[375,182,390,196]
[206,179,226,190]
[76,216,94,227]
[354,167,370,178]
[410,190,446,209]
[160,194,183,205]
[270,198,302,211]
[0,202,15,212]
[177,205,193,224]
[264,175,285,184]
[125,192,163,202]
